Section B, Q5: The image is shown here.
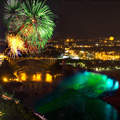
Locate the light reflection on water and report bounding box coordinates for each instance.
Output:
[14,71,62,94]
[83,97,119,120]
[13,81,120,120]
[10,59,120,120]
[34,91,120,120]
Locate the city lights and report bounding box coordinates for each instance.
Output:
[0,112,2,117]
[0,55,7,59]
[36,73,42,81]
[109,36,114,41]
[33,74,36,81]
[3,77,8,82]
[21,73,27,81]
[45,73,52,82]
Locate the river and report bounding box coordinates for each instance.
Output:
[10,59,120,120]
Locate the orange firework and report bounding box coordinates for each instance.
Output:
[6,34,26,55]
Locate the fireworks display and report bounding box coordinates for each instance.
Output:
[6,34,26,56]
[4,0,22,32]
[4,0,56,53]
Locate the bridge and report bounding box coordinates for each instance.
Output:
[0,55,71,66]
[7,57,63,65]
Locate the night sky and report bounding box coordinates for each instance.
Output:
[1,0,120,39]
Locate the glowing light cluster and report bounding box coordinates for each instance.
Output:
[3,77,8,82]
[95,52,119,60]
[45,73,52,82]
[32,73,42,81]
[109,36,114,41]
[0,111,3,116]
[6,34,26,56]
[20,73,27,81]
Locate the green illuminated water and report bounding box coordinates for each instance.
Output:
[34,90,119,120]
[5,59,119,120]
[33,70,119,119]
[60,71,119,97]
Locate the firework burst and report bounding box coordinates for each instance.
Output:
[19,0,56,49]
[4,0,56,52]
[6,34,26,56]
[4,0,23,32]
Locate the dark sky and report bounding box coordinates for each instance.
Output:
[1,0,120,39]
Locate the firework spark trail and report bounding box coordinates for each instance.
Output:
[6,34,26,56]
